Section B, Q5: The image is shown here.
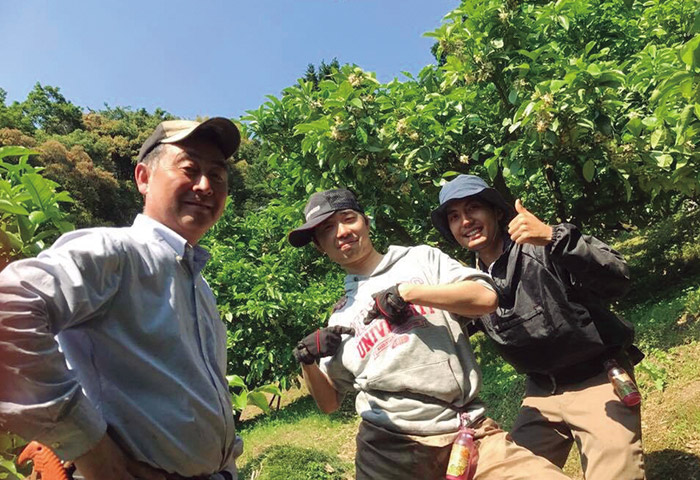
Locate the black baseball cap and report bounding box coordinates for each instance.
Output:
[431,174,515,244]
[288,189,364,247]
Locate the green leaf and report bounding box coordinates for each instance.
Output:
[584,41,596,55]
[653,152,673,168]
[301,135,315,154]
[55,220,75,234]
[364,143,384,153]
[356,126,368,144]
[231,391,248,411]
[549,80,566,92]
[20,173,53,211]
[582,160,595,182]
[508,89,518,104]
[350,97,363,109]
[0,199,29,215]
[336,81,354,100]
[29,210,47,225]
[294,118,330,135]
[0,456,19,476]
[53,191,74,203]
[0,146,40,160]
[557,15,570,31]
[587,64,602,77]
[597,71,625,88]
[517,49,541,61]
[650,72,693,104]
[625,117,642,136]
[17,215,36,242]
[677,105,694,145]
[522,101,536,119]
[621,175,632,202]
[247,391,271,413]
[0,229,23,251]
[255,384,282,396]
[680,35,700,68]
[650,129,664,148]
[227,374,247,389]
[484,155,499,180]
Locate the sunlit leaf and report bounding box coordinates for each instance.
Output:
[0,200,29,216]
[583,160,595,182]
[247,391,271,413]
[227,374,247,389]
[680,35,700,68]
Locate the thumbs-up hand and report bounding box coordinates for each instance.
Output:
[507,199,553,246]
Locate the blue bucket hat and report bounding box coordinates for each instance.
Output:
[431,174,515,244]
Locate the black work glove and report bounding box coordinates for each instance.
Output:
[293,325,355,365]
[364,284,412,325]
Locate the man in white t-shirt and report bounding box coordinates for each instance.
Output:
[287,188,572,480]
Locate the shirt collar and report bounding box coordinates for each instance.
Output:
[476,233,512,272]
[133,214,211,273]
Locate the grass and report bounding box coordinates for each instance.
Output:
[237,393,358,480]
[237,281,700,480]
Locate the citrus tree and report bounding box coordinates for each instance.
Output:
[244,0,698,235]
[210,0,699,394]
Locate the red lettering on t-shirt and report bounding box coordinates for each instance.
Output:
[356,319,393,359]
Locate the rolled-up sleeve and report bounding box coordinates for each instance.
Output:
[0,230,123,459]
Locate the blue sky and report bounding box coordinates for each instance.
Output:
[1,1,457,120]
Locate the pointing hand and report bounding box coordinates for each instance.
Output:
[293,325,355,364]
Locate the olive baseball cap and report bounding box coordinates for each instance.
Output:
[288,189,364,247]
[137,117,241,162]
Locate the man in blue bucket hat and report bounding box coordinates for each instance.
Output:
[432,174,646,479]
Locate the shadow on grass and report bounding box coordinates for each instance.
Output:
[239,391,357,431]
[645,449,700,480]
[239,444,352,480]
[623,277,700,352]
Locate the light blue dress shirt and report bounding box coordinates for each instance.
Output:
[0,215,242,478]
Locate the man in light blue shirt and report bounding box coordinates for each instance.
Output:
[0,118,242,480]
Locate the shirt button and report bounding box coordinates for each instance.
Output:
[51,442,61,449]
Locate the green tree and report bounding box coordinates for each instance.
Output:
[202,199,346,391]
[303,58,341,88]
[22,83,84,135]
[427,0,699,226]
[0,89,34,134]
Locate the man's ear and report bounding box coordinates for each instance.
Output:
[311,237,324,254]
[134,163,150,196]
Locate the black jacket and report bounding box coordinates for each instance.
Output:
[476,223,643,384]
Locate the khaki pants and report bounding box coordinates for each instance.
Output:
[511,371,645,480]
[355,418,570,480]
